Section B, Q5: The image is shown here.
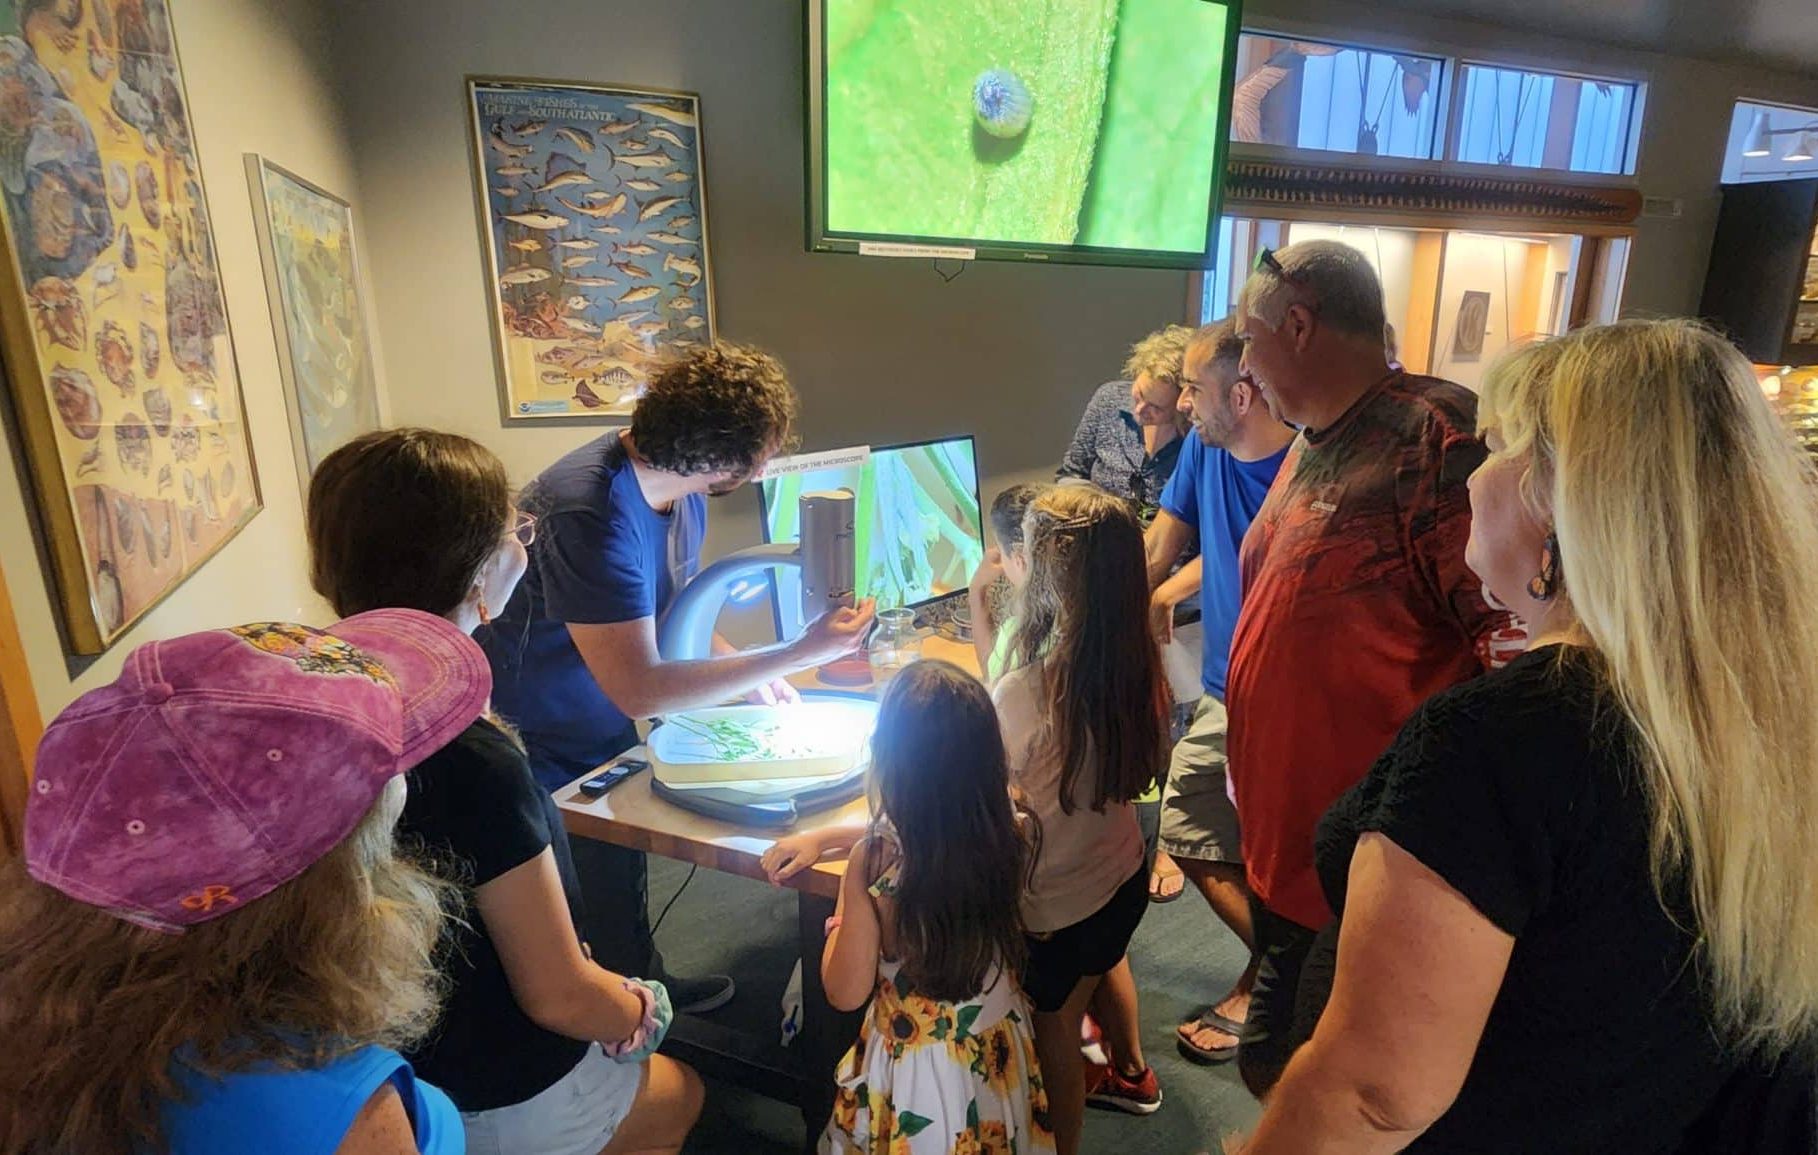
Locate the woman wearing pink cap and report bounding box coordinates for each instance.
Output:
[305,429,701,1155]
[0,609,489,1153]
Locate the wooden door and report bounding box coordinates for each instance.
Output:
[0,562,39,856]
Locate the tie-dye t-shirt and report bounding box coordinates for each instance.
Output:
[1226,371,1521,930]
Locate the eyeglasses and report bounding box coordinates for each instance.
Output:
[508,511,537,548]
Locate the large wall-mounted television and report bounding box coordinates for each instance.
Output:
[805,0,1243,269]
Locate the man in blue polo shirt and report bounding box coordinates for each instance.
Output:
[483,342,875,1013]
[1145,318,1294,1064]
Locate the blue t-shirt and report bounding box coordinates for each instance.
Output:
[161,1044,460,1155]
[482,433,705,789]
[1159,435,1289,699]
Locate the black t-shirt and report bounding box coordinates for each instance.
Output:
[1315,646,1735,1153]
[399,719,590,1111]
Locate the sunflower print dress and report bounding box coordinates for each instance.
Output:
[820,836,1054,1155]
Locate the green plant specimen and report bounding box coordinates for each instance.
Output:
[669,715,769,761]
[667,712,850,763]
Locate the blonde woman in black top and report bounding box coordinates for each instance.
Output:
[1240,321,1818,1153]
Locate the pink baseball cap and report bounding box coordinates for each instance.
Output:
[24,609,491,933]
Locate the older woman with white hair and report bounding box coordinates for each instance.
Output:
[1238,319,1818,1153]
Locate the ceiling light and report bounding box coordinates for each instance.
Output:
[1784,130,1818,163]
[1743,109,1773,156]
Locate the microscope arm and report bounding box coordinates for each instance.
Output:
[657,546,804,662]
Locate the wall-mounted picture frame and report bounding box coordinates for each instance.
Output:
[466,77,716,422]
[0,0,260,654]
[1453,289,1492,360]
[245,155,381,488]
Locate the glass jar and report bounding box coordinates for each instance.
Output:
[866,607,923,686]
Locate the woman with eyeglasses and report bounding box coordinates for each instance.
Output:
[308,430,704,1155]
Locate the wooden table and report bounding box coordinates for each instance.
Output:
[557,635,980,1149]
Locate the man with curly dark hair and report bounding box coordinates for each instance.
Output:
[481,341,876,1016]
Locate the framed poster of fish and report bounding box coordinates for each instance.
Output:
[466,77,715,421]
[245,155,381,488]
[0,0,261,654]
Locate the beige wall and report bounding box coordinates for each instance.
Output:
[321,0,1817,568]
[321,0,1188,570]
[0,0,360,715]
[4,0,1815,707]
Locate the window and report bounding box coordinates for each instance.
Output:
[1451,64,1638,174]
[1230,34,1444,160]
[1722,100,1818,184]
[1204,216,1238,320]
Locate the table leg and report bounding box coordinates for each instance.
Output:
[796,889,864,1154]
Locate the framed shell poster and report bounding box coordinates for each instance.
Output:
[245,155,380,487]
[466,78,715,421]
[1453,290,1492,360]
[0,0,260,654]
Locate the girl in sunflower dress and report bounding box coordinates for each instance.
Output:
[776,660,1054,1155]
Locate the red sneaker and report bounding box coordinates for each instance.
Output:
[1085,1062,1163,1116]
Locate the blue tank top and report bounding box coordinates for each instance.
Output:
[161,1044,462,1154]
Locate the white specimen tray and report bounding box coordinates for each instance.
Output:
[648,698,880,786]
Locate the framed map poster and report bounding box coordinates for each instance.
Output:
[466,77,716,421]
[0,0,260,654]
[246,155,380,488]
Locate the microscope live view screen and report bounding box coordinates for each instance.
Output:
[814,0,1236,260]
[761,437,985,615]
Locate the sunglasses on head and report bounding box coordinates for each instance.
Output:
[1253,246,1303,284]
[1251,247,1320,317]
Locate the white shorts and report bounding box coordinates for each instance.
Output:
[460,1043,643,1155]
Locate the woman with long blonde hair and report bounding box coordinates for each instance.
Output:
[1240,319,1818,1153]
[0,611,488,1155]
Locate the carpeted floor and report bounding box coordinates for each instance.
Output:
[643,855,1261,1154]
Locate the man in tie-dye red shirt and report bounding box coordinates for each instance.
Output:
[1225,241,1522,1097]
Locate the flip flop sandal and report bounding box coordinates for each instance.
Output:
[1148,860,1186,904]
[1175,1009,1246,1065]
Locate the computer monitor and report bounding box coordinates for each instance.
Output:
[758,435,984,636]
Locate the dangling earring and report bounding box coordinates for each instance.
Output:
[1527,532,1562,602]
[476,589,492,626]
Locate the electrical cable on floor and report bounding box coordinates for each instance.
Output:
[650,863,698,936]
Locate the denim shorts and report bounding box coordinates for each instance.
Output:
[460,1043,642,1155]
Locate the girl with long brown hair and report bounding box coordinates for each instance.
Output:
[767,661,1053,1155]
[999,485,1171,1155]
